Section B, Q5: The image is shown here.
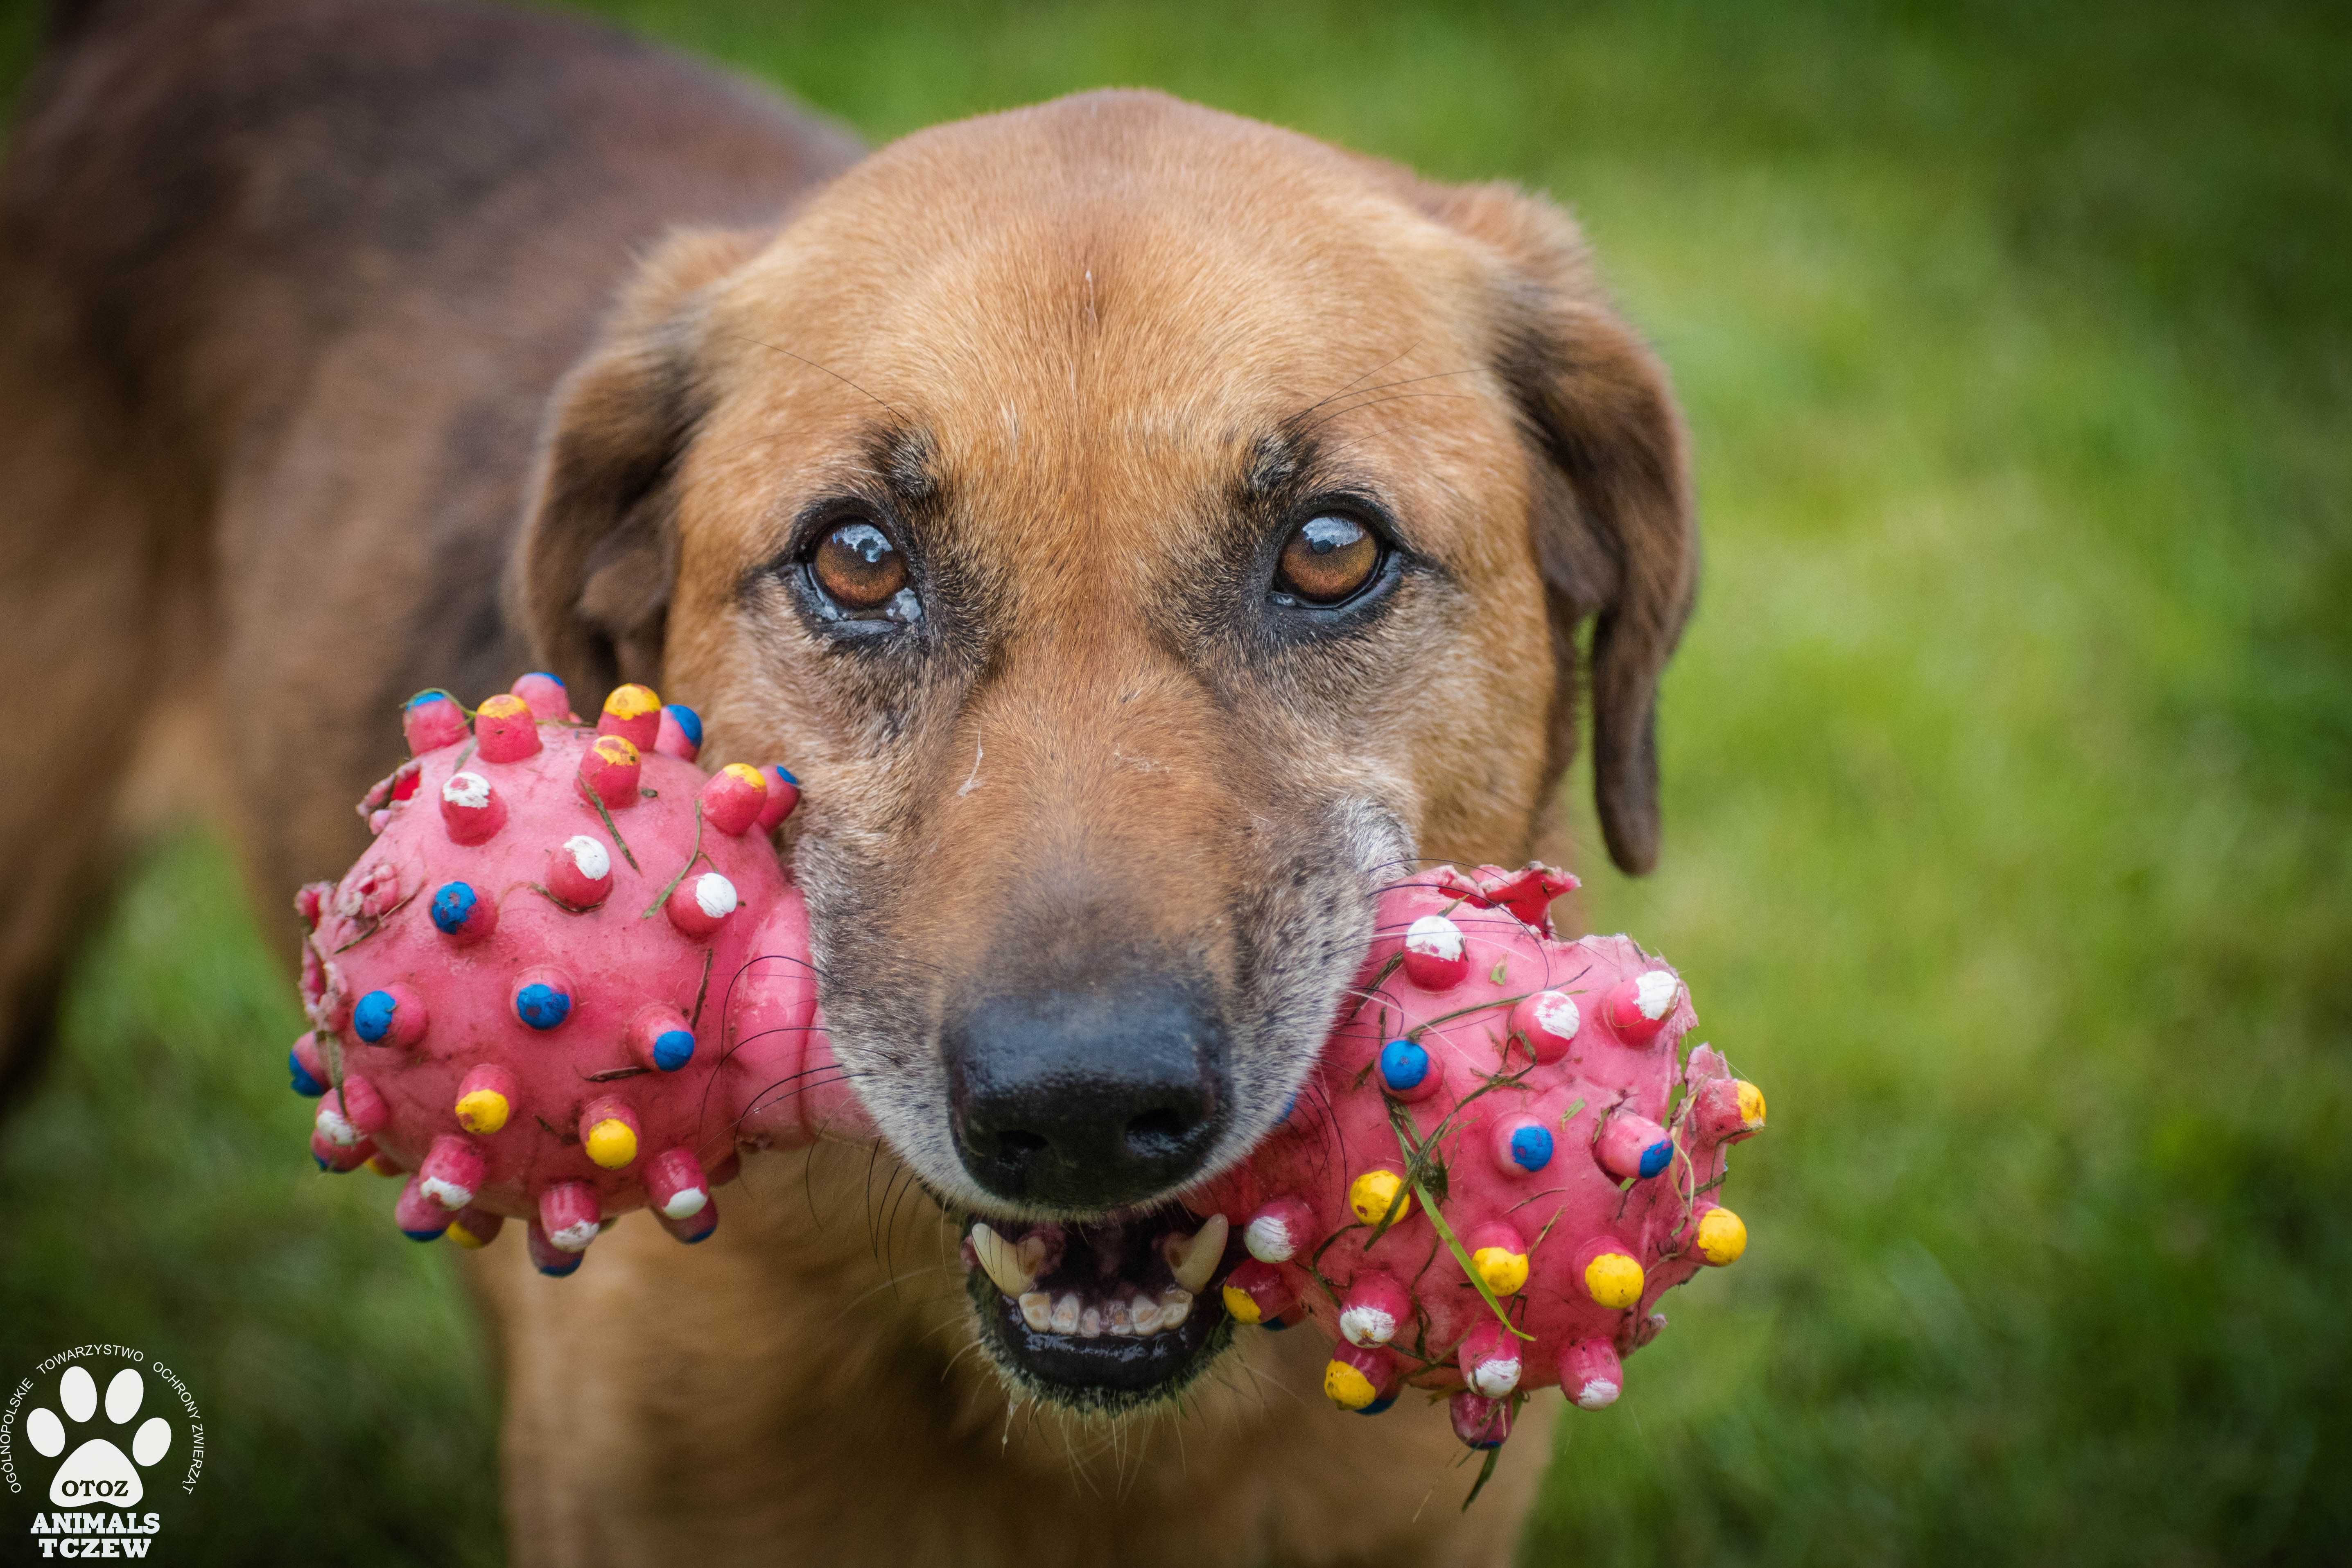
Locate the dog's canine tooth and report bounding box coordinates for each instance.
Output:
[1165,1213,1228,1295]
[1015,1230,1053,1279]
[1050,1293,1081,1334]
[1018,1292,1053,1333]
[1157,1287,1192,1330]
[969,1222,1034,1297]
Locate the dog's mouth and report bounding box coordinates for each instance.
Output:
[957,1207,1238,1412]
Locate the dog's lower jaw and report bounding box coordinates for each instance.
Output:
[963,1265,1238,1417]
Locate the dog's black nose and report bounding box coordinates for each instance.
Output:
[945,981,1227,1210]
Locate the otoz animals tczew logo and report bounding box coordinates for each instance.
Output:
[1,1345,204,1559]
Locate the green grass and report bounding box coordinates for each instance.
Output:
[3,0,2347,1561]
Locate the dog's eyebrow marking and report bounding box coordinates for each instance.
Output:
[1240,431,1307,504]
[861,425,941,505]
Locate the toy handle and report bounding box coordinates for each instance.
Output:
[721,888,874,1147]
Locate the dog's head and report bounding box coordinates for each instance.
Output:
[516,90,1694,1410]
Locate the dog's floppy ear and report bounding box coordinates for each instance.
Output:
[513,227,764,705]
[1422,182,1698,874]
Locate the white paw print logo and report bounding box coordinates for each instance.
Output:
[25,1365,172,1507]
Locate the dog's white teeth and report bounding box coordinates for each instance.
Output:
[1018,1292,1053,1333]
[1130,1292,1163,1335]
[969,1222,1035,1297]
[1158,1287,1193,1330]
[1165,1213,1229,1295]
[1078,1306,1104,1339]
[1050,1293,1081,1334]
[1015,1231,1053,1278]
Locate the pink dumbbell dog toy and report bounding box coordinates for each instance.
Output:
[1193,862,1765,1458]
[291,674,862,1275]
[287,682,1764,1462]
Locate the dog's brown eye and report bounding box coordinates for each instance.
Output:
[1274,515,1379,605]
[812,520,908,612]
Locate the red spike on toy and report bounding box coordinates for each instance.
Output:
[1600,970,1682,1045]
[1692,1073,1767,1143]
[664,870,738,940]
[1572,1236,1646,1309]
[546,834,614,909]
[1457,1320,1522,1399]
[538,1181,601,1255]
[1399,912,1468,990]
[447,1207,504,1250]
[403,692,468,755]
[418,1134,486,1210]
[1323,1342,1399,1412]
[395,1177,453,1240]
[1593,1111,1674,1183]
[643,1147,711,1221]
[1338,1271,1412,1348]
[1450,1391,1513,1450]
[473,692,542,764]
[310,1129,373,1173]
[576,735,641,811]
[289,1031,330,1097]
[1561,1338,1623,1410]
[511,967,576,1032]
[511,672,573,721]
[1219,1259,1297,1326]
[655,703,703,762]
[699,764,769,836]
[1243,1196,1315,1263]
[656,1196,718,1245]
[428,879,497,944]
[756,766,800,831]
[627,1005,697,1073]
[1463,1221,1531,1297]
[350,983,427,1050]
[525,1220,581,1278]
[453,1064,520,1135]
[439,770,506,844]
[315,1074,389,1148]
[596,684,662,752]
[1507,987,1581,1064]
[578,1097,640,1171]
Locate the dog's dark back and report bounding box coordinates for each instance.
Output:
[0,0,857,1093]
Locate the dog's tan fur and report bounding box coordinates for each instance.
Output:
[0,2,1695,1562]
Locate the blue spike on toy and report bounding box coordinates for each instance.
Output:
[1377,1038,1429,1094]
[352,990,398,1043]
[430,881,479,935]
[289,1048,327,1098]
[1637,1139,1673,1179]
[652,1029,696,1072]
[515,983,571,1031]
[1509,1124,1554,1172]
[663,704,704,748]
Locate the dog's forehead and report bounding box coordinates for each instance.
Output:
[712,93,1515,525]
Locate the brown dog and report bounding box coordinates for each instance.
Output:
[0,1,1695,1562]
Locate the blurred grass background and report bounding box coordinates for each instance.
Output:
[2,0,2347,1562]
